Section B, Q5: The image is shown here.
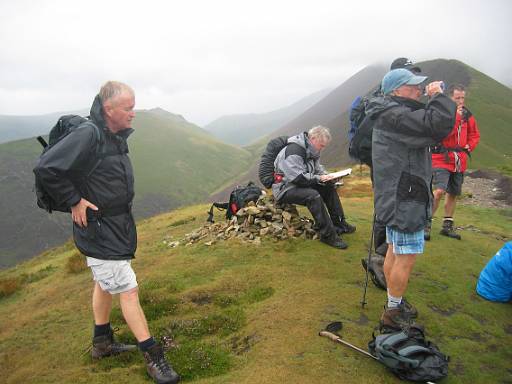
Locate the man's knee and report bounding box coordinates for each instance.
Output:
[394,254,417,270]
[120,286,139,301]
[304,190,323,207]
[433,189,446,200]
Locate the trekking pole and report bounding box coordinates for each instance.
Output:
[320,330,377,360]
[360,212,376,308]
[319,323,436,384]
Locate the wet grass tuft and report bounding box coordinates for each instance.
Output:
[167,308,245,339]
[66,252,87,274]
[242,286,275,304]
[21,265,58,283]
[166,341,231,381]
[0,277,22,298]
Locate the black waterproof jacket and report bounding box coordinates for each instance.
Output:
[369,94,456,232]
[34,96,137,260]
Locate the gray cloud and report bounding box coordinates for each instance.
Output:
[0,0,510,125]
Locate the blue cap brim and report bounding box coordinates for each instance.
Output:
[406,75,428,85]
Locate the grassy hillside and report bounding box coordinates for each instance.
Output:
[1,175,510,383]
[130,110,252,207]
[465,66,512,172]
[417,59,512,173]
[0,109,252,268]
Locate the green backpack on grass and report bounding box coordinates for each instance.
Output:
[368,325,449,382]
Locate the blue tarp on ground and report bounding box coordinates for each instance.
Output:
[476,241,512,302]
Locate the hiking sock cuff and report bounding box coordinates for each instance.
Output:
[94,322,111,338]
[443,217,454,222]
[387,293,402,309]
[138,336,156,352]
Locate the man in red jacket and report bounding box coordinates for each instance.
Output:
[427,84,480,240]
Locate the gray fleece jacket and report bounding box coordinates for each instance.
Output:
[370,93,456,232]
[272,132,327,201]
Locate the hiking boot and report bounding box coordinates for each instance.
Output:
[91,328,137,359]
[375,243,388,257]
[320,234,348,249]
[361,255,387,290]
[334,219,356,234]
[440,219,461,240]
[143,343,180,384]
[401,297,418,319]
[380,303,415,331]
[424,222,431,241]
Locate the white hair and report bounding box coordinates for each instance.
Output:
[99,81,134,104]
[308,125,331,143]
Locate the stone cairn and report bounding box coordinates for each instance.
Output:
[165,196,317,247]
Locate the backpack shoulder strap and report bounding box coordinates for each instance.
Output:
[398,345,431,357]
[284,142,307,163]
[82,121,105,177]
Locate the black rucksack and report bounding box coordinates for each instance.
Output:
[368,326,449,382]
[207,182,263,222]
[34,115,103,213]
[258,136,289,188]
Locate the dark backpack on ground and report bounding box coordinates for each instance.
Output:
[207,182,263,222]
[368,325,449,382]
[35,115,103,213]
[259,136,289,188]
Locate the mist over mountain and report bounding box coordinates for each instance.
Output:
[204,88,332,146]
[211,59,512,202]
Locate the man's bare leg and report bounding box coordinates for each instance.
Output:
[93,282,112,325]
[119,287,151,342]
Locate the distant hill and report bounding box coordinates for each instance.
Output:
[0,108,252,268]
[204,88,332,146]
[211,59,512,201]
[0,109,89,144]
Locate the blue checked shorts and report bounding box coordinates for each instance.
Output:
[386,226,425,255]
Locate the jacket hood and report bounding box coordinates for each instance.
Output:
[90,94,106,128]
[287,132,320,159]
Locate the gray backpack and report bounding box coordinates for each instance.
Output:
[368,326,449,382]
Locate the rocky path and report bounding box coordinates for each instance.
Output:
[460,170,512,210]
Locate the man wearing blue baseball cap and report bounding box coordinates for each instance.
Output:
[367,68,457,330]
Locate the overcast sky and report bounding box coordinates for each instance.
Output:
[0,0,510,125]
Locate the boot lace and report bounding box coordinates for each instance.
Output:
[154,353,173,374]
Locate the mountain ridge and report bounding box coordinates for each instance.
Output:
[204,88,332,146]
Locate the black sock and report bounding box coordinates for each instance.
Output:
[94,322,111,338]
[138,336,156,352]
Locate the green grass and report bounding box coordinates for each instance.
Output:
[465,66,512,170]
[0,175,511,383]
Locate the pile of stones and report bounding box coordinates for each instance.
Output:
[175,196,317,247]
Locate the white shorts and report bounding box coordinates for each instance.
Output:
[87,258,138,294]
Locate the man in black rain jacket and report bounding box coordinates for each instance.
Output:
[34,81,180,384]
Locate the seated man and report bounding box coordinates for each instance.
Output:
[272,125,355,249]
